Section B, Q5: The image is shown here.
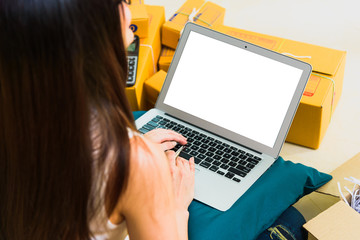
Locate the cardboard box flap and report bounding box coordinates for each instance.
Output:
[317,152,360,198]
[129,4,148,20]
[278,39,345,76]
[144,70,167,102]
[304,201,360,240]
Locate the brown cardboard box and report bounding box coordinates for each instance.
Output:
[128,0,149,38]
[126,5,164,111]
[162,0,225,49]
[304,152,360,239]
[213,25,347,149]
[158,46,175,72]
[144,70,167,109]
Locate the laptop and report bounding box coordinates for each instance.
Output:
[135,22,312,211]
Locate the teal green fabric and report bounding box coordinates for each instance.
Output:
[132,112,331,240]
[133,111,146,121]
[188,157,332,240]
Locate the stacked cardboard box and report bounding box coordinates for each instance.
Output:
[125,5,164,110]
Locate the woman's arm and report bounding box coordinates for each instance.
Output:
[165,150,195,240]
[111,136,194,240]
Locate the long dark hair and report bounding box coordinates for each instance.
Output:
[0,0,134,239]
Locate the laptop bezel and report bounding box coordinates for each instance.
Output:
[156,22,312,158]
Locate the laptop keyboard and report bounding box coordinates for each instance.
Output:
[138,115,262,183]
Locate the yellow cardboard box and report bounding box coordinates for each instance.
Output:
[158,46,175,72]
[126,5,164,111]
[213,25,346,149]
[128,0,149,38]
[280,40,346,149]
[303,152,360,239]
[144,70,167,109]
[162,0,225,49]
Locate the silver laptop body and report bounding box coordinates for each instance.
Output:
[135,23,312,211]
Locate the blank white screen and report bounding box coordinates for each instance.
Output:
[164,32,303,148]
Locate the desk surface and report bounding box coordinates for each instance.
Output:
[145,0,360,173]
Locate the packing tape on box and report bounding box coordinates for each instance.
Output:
[140,43,156,74]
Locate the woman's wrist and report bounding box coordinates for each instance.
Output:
[176,208,189,219]
[175,208,189,240]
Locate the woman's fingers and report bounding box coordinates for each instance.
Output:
[144,129,187,146]
[171,156,195,208]
[160,141,177,152]
[165,150,176,168]
[189,157,195,172]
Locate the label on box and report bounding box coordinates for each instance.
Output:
[130,24,138,32]
[303,74,321,97]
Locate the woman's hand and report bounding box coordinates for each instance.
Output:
[165,150,195,210]
[144,128,187,151]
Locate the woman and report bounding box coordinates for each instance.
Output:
[0,0,195,239]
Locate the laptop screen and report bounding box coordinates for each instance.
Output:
[163,31,304,148]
